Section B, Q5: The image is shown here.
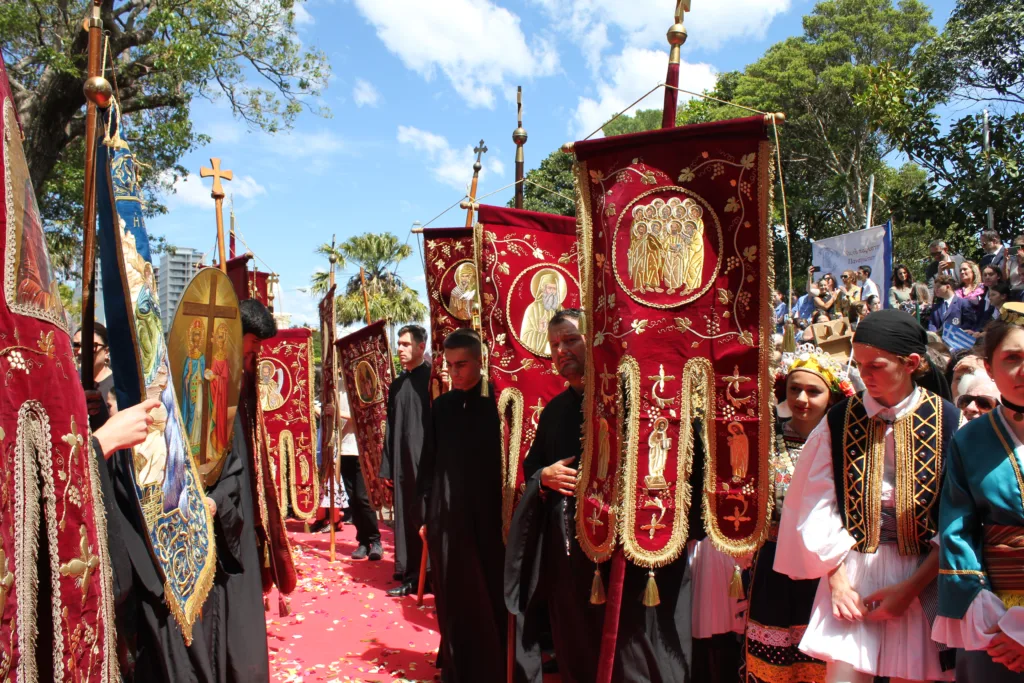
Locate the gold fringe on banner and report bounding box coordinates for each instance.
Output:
[590,566,607,605]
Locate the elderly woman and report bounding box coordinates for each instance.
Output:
[775,310,960,683]
[932,303,1024,680]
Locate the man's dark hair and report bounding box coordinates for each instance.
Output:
[859,265,872,277]
[398,324,427,345]
[981,230,1001,245]
[93,322,109,346]
[934,273,957,289]
[442,328,482,356]
[549,307,585,329]
[990,281,1011,298]
[241,299,277,340]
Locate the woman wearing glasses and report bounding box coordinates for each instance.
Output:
[933,303,1024,680]
[73,322,117,428]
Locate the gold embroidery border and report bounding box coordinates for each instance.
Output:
[341,334,394,512]
[85,425,121,682]
[895,391,942,555]
[619,357,712,567]
[842,397,885,553]
[502,262,581,359]
[288,335,319,521]
[939,568,987,577]
[702,139,775,556]
[2,98,69,332]
[609,185,725,310]
[990,410,1024,515]
[498,387,524,542]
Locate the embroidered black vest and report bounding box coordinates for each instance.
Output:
[826,389,958,555]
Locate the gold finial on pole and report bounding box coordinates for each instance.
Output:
[662,1,691,129]
[513,87,528,210]
[200,158,234,272]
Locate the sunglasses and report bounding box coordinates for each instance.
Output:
[956,394,996,411]
[72,342,107,352]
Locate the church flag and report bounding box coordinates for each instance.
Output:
[422,227,475,397]
[168,267,244,489]
[256,328,320,521]
[567,116,776,570]
[0,54,119,680]
[335,322,394,511]
[318,285,338,480]
[225,253,271,306]
[96,120,216,643]
[475,205,581,538]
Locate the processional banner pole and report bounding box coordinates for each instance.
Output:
[80,0,111,389]
[328,238,338,563]
[660,1,690,129]
[200,157,233,272]
[513,87,527,210]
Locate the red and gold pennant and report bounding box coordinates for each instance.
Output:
[476,205,581,537]
[257,328,320,521]
[569,116,776,566]
[423,227,475,398]
[336,321,394,511]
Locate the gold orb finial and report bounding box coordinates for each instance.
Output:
[83,76,113,109]
[328,253,337,265]
[667,23,688,48]
[512,126,528,146]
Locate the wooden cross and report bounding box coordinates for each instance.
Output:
[182,274,238,467]
[0,548,13,616]
[200,158,233,199]
[587,507,604,535]
[59,526,100,606]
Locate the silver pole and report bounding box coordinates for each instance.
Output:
[865,174,875,230]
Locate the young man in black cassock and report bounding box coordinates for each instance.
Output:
[505,309,693,683]
[381,324,431,595]
[421,329,507,681]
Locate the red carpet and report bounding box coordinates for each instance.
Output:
[268,521,440,682]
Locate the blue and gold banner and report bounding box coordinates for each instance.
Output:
[96,125,215,644]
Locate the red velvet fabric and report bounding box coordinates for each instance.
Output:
[572,115,774,565]
[258,328,320,521]
[335,322,394,510]
[225,254,271,305]
[422,228,475,399]
[476,205,581,536]
[0,55,117,680]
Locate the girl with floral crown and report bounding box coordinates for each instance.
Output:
[744,344,854,683]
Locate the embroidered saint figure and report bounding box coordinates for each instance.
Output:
[205,321,231,454]
[644,417,671,490]
[625,196,706,295]
[727,421,750,481]
[519,269,567,355]
[448,262,476,321]
[181,319,207,456]
[258,359,286,410]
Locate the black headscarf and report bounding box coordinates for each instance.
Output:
[853,309,952,400]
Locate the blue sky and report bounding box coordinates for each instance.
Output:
[146,0,957,327]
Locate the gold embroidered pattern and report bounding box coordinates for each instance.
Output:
[59,526,100,606]
[895,391,943,555]
[939,568,987,577]
[498,387,524,541]
[841,396,884,553]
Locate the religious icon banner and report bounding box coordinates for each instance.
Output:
[475,204,581,538]
[318,285,338,484]
[336,321,394,511]
[423,227,475,399]
[168,267,243,488]
[257,328,319,521]
[0,55,119,681]
[568,115,775,566]
[97,119,216,644]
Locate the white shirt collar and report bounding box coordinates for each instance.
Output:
[939,290,956,303]
[862,386,921,421]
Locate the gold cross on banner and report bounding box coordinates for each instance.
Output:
[200,157,233,199]
[0,547,13,616]
[60,526,100,606]
[587,506,604,535]
[641,512,668,540]
[530,398,545,426]
[648,364,677,408]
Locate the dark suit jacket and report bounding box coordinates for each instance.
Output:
[929,295,975,334]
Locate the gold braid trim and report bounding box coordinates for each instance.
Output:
[288,338,319,522]
[939,568,987,577]
[612,356,643,559]
[841,396,884,553]
[498,387,524,543]
[14,403,47,683]
[86,429,120,682]
[895,390,942,555]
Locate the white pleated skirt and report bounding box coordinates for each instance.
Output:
[689,538,745,639]
[799,546,953,681]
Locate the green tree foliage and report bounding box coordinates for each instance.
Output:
[2,0,330,271]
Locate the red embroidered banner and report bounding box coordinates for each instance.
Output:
[318,285,338,488]
[336,321,394,511]
[423,228,475,398]
[476,205,581,537]
[225,254,270,306]
[257,328,319,521]
[569,116,775,566]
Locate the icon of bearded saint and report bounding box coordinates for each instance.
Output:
[448,261,476,321]
[519,269,567,356]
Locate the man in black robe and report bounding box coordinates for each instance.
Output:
[381,324,431,595]
[420,329,507,681]
[505,309,693,683]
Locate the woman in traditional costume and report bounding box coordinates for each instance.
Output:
[774,309,960,683]
[745,344,854,683]
[932,303,1024,681]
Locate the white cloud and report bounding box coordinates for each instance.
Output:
[159,171,267,209]
[351,0,558,108]
[263,129,346,158]
[292,2,314,26]
[397,125,502,191]
[353,78,382,108]
[533,0,791,69]
[572,48,717,138]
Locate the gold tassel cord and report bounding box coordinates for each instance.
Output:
[729,563,745,599]
[643,570,661,607]
[782,321,797,353]
[590,566,607,605]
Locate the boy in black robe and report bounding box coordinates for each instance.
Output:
[420,329,507,681]
[381,324,430,593]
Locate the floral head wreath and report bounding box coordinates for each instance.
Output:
[776,343,855,399]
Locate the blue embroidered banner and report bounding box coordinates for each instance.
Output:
[96,126,215,644]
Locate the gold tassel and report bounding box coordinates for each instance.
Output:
[782,320,797,353]
[278,594,291,617]
[590,566,606,605]
[997,591,1024,609]
[643,570,660,607]
[729,563,744,599]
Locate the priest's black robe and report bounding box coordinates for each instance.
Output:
[506,387,694,683]
[380,361,431,582]
[196,415,270,683]
[420,380,506,682]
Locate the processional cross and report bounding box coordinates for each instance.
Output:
[200,158,233,272]
[182,274,238,467]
